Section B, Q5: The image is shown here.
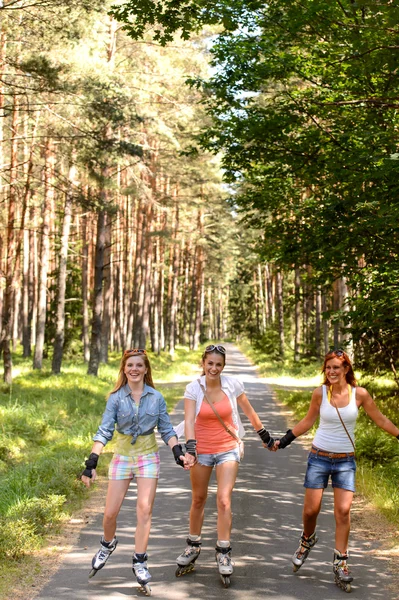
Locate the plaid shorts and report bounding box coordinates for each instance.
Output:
[108,452,160,480]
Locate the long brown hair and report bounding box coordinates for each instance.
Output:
[321,349,357,387]
[201,344,226,375]
[108,350,155,397]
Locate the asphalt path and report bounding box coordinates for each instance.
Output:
[36,344,394,599]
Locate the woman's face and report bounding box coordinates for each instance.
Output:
[202,352,225,380]
[325,357,348,385]
[124,355,147,386]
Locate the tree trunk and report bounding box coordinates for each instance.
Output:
[168,202,180,354]
[315,287,322,359]
[322,292,329,354]
[276,270,284,358]
[258,264,266,334]
[294,267,301,362]
[33,139,54,369]
[52,164,74,374]
[100,212,112,362]
[265,263,274,323]
[82,212,90,362]
[332,278,340,349]
[87,209,106,376]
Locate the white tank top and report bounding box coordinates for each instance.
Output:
[312,385,358,453]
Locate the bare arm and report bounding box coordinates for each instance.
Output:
[237,392,275,450]
[275,387,322,450]
[237,392,263,430]
[291,388,322,437]
[184,398,197,466]
[357,387,399,436]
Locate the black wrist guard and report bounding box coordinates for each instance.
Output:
[172,444,185,467]
[278,429,296,449]
[257,427,274,448]
[82,452,99,478]
[186,439,197,458]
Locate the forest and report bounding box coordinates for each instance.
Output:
[1,0,399,384]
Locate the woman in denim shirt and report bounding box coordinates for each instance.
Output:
[81,349,189,594]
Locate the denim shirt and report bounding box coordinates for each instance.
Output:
[93,383,176,447]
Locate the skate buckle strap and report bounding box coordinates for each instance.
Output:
[311,446,354,459]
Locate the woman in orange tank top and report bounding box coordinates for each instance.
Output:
[175,344,275,586]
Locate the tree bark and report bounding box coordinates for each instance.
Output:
[33,139,54,369]
[82,212,90,362]
[276,270,284,358]
[87,209,106,376]
[52,164,75,373]
[294,267,301,362]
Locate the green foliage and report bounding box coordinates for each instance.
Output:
[7,495,66,536]
[0,518,40,560]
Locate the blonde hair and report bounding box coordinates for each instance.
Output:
[108,351,155,398]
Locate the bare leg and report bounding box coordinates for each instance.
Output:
[302,488,324,536]
[215,460,239,541]
[135,477,158,553]
[189,463,213,535]
[103,479,131,540]
[333,488,353,552]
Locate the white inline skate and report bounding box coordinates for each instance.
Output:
[132,553,152,596]
[292,531,318,572]
[89,536,118,578]
[215,545,233,588]
[175,538,201,577]
[333,549,353,593]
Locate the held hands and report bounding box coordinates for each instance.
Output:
[172,443,196,470]
[257,427,277,451]
[271,429,296,451]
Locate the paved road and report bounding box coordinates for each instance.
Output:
[36,344,393,599]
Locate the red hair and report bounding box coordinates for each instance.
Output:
[321,350,357,387]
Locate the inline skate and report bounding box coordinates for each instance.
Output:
[215,544,233,588]
[333,549,353,593]
[175,538,201,577]
[292,531,318,572]
[88,536,118,578]
[132,553,152,596]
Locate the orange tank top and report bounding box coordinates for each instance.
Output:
[195,394,238,454]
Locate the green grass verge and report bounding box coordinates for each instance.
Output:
[238,340,399,528]
[0,345,202,585]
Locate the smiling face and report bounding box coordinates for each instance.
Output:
[324,357,349,386]
[124,355,148,387]
[202,352,225,380]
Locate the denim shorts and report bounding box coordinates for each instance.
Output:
[197,448,241,467]
[108,452,160,480]
[304,449,356,492]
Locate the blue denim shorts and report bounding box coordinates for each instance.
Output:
[304,448,356,492]
[197,448,240,467]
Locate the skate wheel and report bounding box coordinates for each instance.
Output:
[88,568,97,579]
[175,563,194,577]
[139,583,152,596]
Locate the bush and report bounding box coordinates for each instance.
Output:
[7,494,66,535]
[0,518,39,559]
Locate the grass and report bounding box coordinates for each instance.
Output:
[0,344,202,596]
[238,340,399,528]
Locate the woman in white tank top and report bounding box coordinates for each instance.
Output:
[275,349,399,592]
